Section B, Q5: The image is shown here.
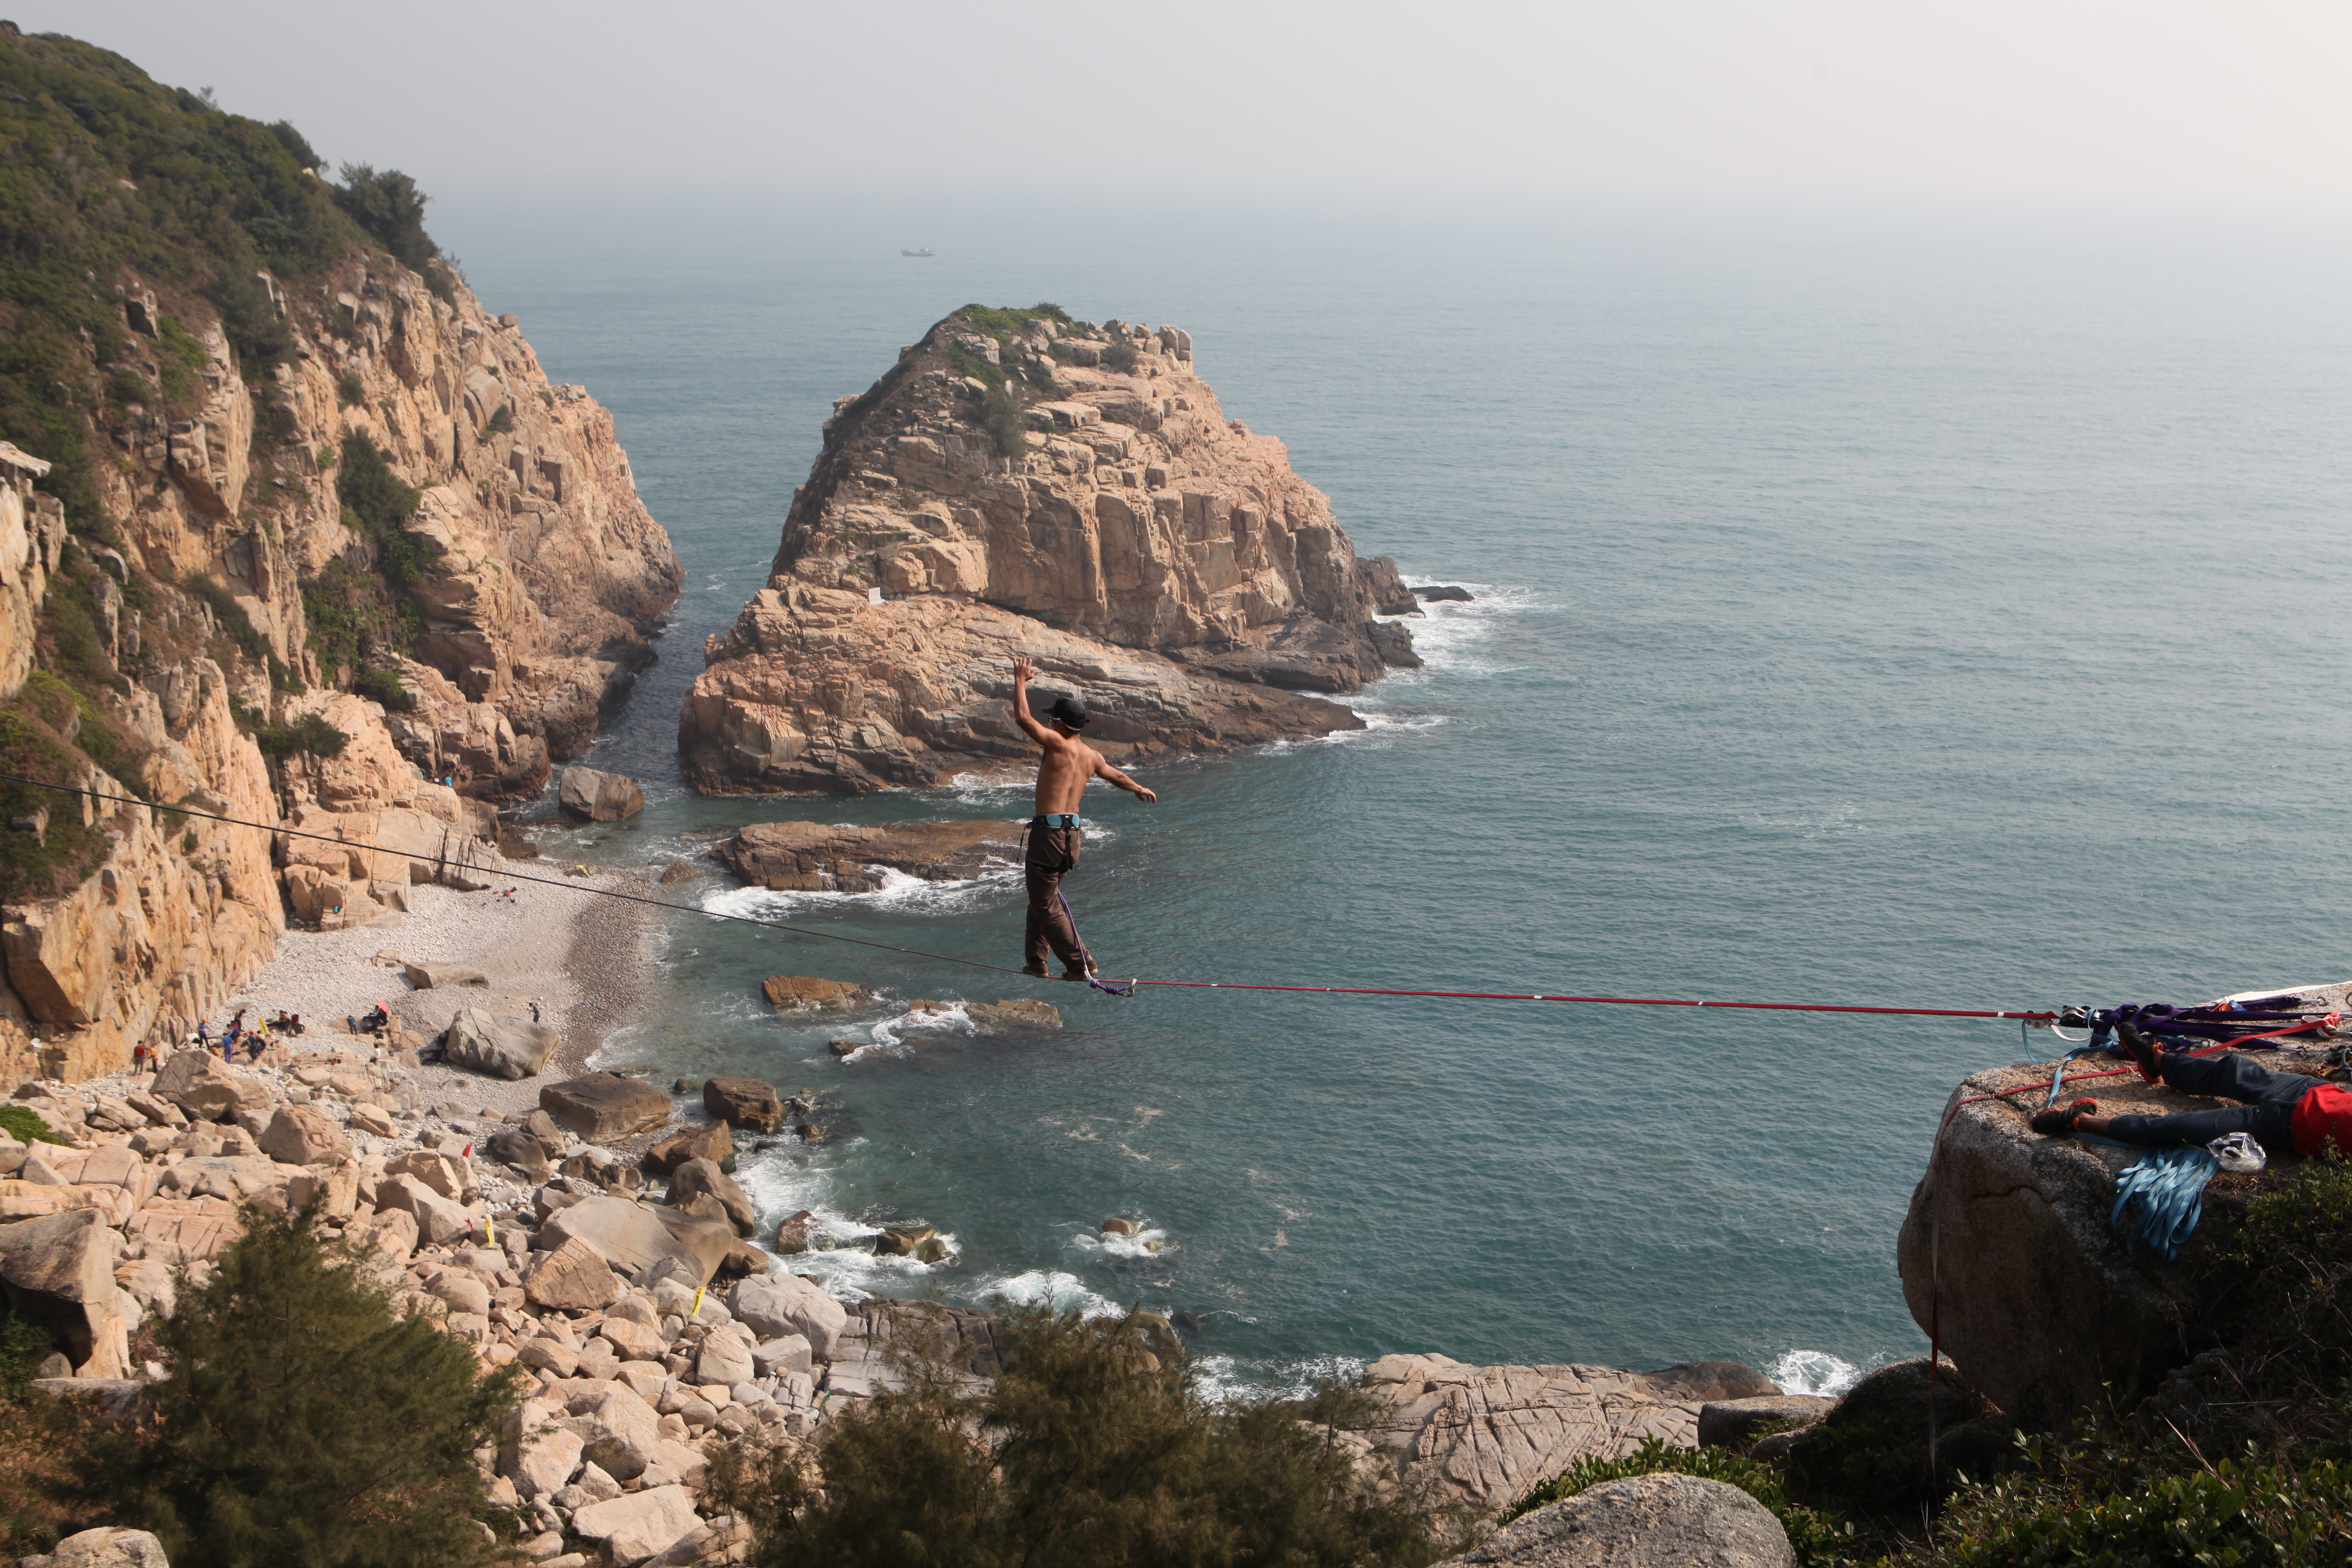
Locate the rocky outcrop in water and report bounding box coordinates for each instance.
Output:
[678,309,1416,792]
[713,819,1022,891]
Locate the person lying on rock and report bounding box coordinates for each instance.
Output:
[1010,653,1156,980]
[2033,1021,2352,1158]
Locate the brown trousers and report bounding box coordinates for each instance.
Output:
[1024,823,1083,967]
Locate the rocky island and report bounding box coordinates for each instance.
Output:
[677,306,1422,792]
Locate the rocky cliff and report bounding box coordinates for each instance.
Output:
[0,32,680,1085]
[679,307,1416,792]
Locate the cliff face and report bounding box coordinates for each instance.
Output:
[0,35,680,1085]
[679,310,1416,792]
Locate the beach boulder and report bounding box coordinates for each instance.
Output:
[402,961,488,990]
[441,1006,560,1080]
[642,1120,732,1177]
[967,999,1061,1033]
[665,1157,756,1236]
[257,1105,351,1167]
[558,766,645,822]
[1436,1473,1792,1568]
[525,1235,624,1311]
[540,1073,671,1140]
[701,1076,781,1131]
[539,1195,733,1286]
[730,1271,848,1360]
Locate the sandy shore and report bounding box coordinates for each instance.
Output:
[216,856,658,1119]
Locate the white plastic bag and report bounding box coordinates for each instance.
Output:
[2208,1131,2266,1173]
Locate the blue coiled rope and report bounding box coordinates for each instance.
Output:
[2100,1145,2220,1264]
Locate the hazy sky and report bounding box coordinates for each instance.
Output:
[21,0,2351,211]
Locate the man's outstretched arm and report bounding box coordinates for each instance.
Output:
[1093,756,1158,804]
[1009,653,1054,745]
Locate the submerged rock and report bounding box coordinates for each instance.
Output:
[716,820,1020,891]
[758,976,877,1013]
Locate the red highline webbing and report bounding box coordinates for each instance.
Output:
[1125,979,2055,1019]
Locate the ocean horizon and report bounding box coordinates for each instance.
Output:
[432,191,2352,1397]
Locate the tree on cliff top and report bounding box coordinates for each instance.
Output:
[712,1305,1462,1568]
[74,1205,519,1568]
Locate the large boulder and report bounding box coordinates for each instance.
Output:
[1358,1354,1722,1512]
[525,1235,624,1311]
[539,1073,671,1140]
[150,1050,248,1122]
[0,1207,129,1377]
[1436,1473,1792,1567]
[642,1120,732,1177]
[257,1105,351,1167]
[1897,1058,2241,1428]
[505,1420,584,1501]
[538,1196,733,1286]
[19,1527,173,1568]
[702,1076,781,1131]
[441,1006,560,1080]
[561,1385,663,1482]
[730,1271,848,1360]
[571,1483,699,1565]
[376,1172,476,1246]
[558,766,646,822]
[402,961,488,990]
[967,999,1061,1034]
[665,1158,756,1236]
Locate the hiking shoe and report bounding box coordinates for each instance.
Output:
[2115,1021,2161,1083]
[2030,1098,2099,1136]
[1021,961,1050,978]
[1060,959,1100,982]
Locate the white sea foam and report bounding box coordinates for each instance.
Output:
[1190,1353,1369,1408]
[1769,1349,1866,1398]
[699,866,1008,922]
[1065,1223,1173,1262]
[973,1269,1126,1318]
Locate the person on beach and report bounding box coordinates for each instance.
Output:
[2034,1021,2352,1157]
[1009,653,1156,980]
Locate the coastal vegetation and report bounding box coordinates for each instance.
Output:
[710,1305,1465,1568]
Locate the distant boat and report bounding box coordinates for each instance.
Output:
[901,247,936,258]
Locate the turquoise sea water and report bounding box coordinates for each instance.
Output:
[437,196,2352,1395]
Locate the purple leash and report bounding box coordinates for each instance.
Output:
[1055,890,1134,997]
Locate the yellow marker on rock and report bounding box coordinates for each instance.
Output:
[689,1285,705,1319]
[485,1215,495,1247]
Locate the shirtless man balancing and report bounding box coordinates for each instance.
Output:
[1011,653,1156,978]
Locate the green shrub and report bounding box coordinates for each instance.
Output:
[335,369,364,406]
[0,1309,56,1400]
[1943,1457,2352,1566]
[1103,336,1139,373]
[74,1204,518,1568]
[979,383,1030,459]
[712,1306,1460,1568]
[483,403,513,435]
[351,668,409,711]
[0,1106,67,1149]
[253,711,348,761]
[154,316,208,402]
[330,164,438,274]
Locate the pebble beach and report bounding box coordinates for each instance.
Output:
[214,856,657,1122]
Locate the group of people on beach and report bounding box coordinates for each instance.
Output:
[157,1007,308,1070]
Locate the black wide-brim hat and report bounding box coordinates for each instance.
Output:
[1044,694,1089,728]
